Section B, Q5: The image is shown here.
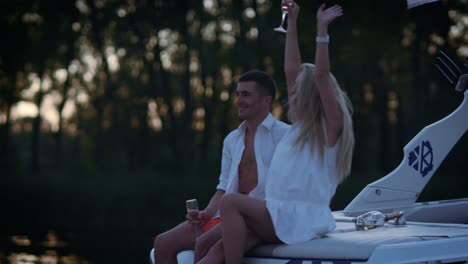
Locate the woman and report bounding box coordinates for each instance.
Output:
[198,1,354,263]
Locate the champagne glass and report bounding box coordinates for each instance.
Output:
[186,199,199,216]
[186,199,202,235]
[274,5,288,33]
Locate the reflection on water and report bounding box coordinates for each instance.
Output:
[1,231,92,264]
[10,236,31,247]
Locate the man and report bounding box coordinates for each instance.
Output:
[151,70,289,263]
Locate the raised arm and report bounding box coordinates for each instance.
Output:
[284,0,301,98]
[315,4,343,146]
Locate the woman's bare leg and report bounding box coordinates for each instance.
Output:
[197,232,262,264]
[194,224,222,262]
[196,238,224,264]
[220,193,279,264]
[153,221,198,264]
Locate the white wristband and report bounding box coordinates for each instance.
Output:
[316,35,329,43]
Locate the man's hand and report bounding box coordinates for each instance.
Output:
[186,210,209,226]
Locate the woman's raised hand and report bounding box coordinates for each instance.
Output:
[282,0,300,22]
[317,4,343,27]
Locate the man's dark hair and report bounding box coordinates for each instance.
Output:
[238,70,277,100]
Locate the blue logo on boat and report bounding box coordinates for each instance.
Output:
[408,140,434,177]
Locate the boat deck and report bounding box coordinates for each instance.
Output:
[246,213,468,263]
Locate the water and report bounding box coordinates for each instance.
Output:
[0,231,92,264]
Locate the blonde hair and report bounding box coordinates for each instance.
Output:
[288,63,354,183]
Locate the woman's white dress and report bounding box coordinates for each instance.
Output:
[265,123,339,244]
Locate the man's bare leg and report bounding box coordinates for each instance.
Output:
[153,221,198,264]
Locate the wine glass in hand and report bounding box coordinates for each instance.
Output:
[186,199,200,224]
[274,4,288,33]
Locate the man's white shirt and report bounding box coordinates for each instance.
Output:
[217,113,290,201]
